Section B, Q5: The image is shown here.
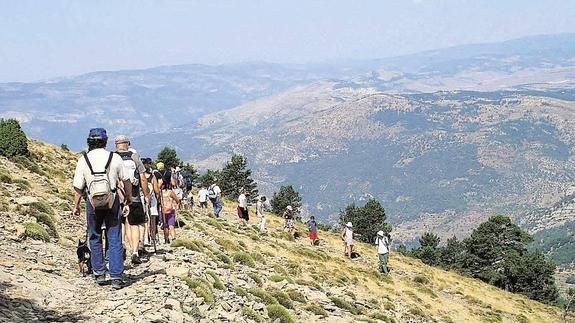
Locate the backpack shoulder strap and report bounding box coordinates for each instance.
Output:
[82,152,96,175]
[104,152,114,170]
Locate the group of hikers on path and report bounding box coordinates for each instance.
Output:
[72,128,391,289]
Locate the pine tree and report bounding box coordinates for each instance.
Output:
[412,232,441,266]
[270,185,302,214]
[439,236,465,270]
[198,170,220,188]
[218,154,258,200]
[338,198,391,243]
[156,146,180,169]
[0,119,28,157]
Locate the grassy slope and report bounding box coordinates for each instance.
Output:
[0,139,571,322]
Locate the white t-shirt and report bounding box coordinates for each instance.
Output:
[212,185,221,196]
[344,228,353,244]
[238,194,247,208]
[256,201,264,217]
[73,148,127,192]
[198,188,208,202]
[376,236,389,254]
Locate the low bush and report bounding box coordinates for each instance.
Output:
[215,238,239,251]
[248,288,277,305]
[304,303,328,317]
[295,279,322,291]
[182,277,214,303]
[171,239,205,252]
[286,289,306,303]
[266,304,295,323]
[0,171,12,183]
[32,212,58,238]
[206,270,225,290]
[241,307,264,323]
[370,312,395,323]
[234,287,250,298]
[233,252,255,267]
[24,222,50,242]
[267,288,293,309]
[269,274,289,283]
[29,200,54,215]
[329,296,359,315]
[413,274,431,285]
[408,306,427,319]
[247,272,263,286]
[250,252,265,264]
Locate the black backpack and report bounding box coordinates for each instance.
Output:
[181,171,193,191]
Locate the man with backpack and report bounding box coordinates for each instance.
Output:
[198,186,209,214]
[256,196,266,232]
[72,128,131,290]
[208,180,222,217]
[114,135,150,265]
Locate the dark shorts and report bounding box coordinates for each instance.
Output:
[237,206,249,221]
[127,202,146,225]
[200,201,208,208]
[162,210,176,229]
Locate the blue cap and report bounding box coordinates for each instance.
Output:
[88,128,108,139]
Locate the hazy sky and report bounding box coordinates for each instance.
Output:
[1,0,575,82]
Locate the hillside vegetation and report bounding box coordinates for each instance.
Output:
[0,139,572,322]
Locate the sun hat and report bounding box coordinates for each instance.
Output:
[156,162,165,170]
[287,205,293,211]
[377,230,384,236]
[346,222,352,228]
[88,128,108,140]
[114,134,130,144]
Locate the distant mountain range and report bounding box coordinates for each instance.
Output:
[2,33,575,264]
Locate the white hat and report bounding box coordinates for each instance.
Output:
[346,222,352,228]
[114,134,130,144]
[287,205,293,210]
[175,166,181,172]
[377,230,384,236]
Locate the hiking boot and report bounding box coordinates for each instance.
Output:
[138,249,150,262]
[111,279,125,290]
[131,254,142,265]
[95,274,107,286]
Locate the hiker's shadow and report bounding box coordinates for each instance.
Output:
[123,269,165,288]
[0,281,89,322]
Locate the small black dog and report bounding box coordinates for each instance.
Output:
[77,239,92,276]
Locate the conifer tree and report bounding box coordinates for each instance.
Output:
[270,185,302,214]
[218,154,258,200]
[0,119,28,157]
[338,198,391,243]
[156,146,180,169]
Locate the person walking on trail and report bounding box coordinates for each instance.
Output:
[208,180,222,218]
[114,135,150,265]
[142,158,160,247]
[160,182,180,243]
[237,188,249,228]
[341,222,354,258]
[256,196,266,232]
[283,205,295,234]
[308,216,318,246]
[72,128,131,290]
[198,186,208,214]
[375,230,390,274]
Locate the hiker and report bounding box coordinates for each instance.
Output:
[341,222,354,258]
[198,186,209,214]
[154,162,171,190]
[72,128,130,289]
[160,181,180,242]
[308,216,318,246]
[115,135,150,265]
[283,205,295,234]
[141,158,160,247]
[256,196,266,232]
[208,180,222,217]
[172,166,184,209]
[237,188,249,228]
[375,230,390,274]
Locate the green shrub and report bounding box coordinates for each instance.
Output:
[171,239,205,252]
[250,252,265,264]
[215,237,239,251]
[263,250,275,257]
[182,277,214,304]
[24,222,50,242]
[0,119,28,157]
[241,307,264,323]
[0,171,12,183]
[233,252,255,266]
[304,303,328,317]
[269,274,289,283]
[205,218,224,230]
[29,200,54,215]
[32,212,58,238]
[194,286,214,304]
[234,287,250,298]
[274,265,288,275]
[278,231,295,242]
[215,252,233,266]
[408,306,427,319]
[182,277,211,290]
[295,279,322,291]
[370,312,395,323]
[250,234,260,241]
[413,275,430,285]
[285,260,301,275]
[206,270,225,290]
[239,240,247,249]
[292,247,330,261]
[383,301,395,310]
[248,288,277,305]
[267,288,293,309]
[286,289,306,303]
[248,272,263,286]
[266,304,295,323]
[329,296,359,314]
